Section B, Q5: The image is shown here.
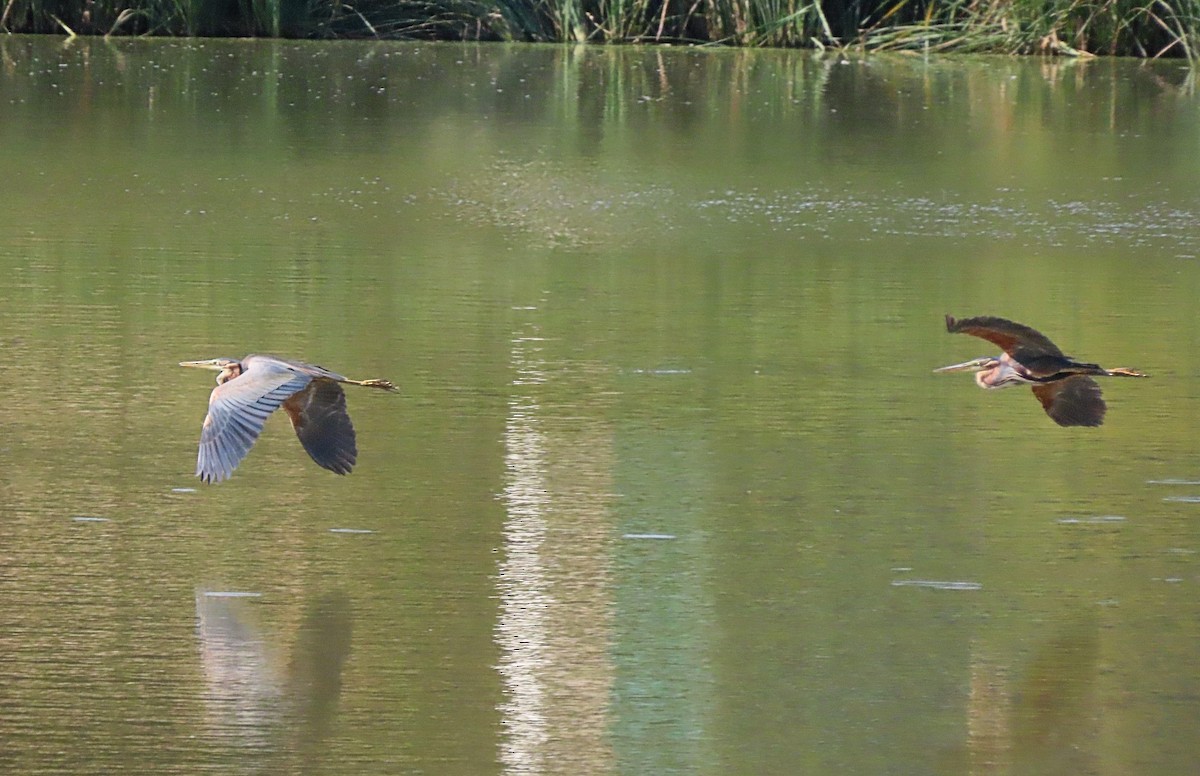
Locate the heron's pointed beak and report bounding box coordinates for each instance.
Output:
[934,357,994,374]
[180,359,225,370]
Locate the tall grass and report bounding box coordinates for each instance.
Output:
[1,0,1197,57]
[858,0,1200,57]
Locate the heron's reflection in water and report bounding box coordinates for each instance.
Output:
[195,591,281,749]
[952,616,1102,775]
[195,589,353,766]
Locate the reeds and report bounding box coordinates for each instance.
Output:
[857,0,1200,58]
[1,0,1197,57]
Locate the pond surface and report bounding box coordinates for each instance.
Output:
[2,35,1199,775]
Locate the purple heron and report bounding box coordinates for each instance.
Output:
[180,355,397,483]
[936,315,1147,427]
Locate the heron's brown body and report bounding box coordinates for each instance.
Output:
[181,355,396,482]
[938,315,1147,427]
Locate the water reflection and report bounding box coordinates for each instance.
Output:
[195,589,353,767]
[497,329,553,772]
[1,33,1199,776]
[196,590,282,749]
[287,592,354,767]
[964,618,1101,774]
[497,321,617,774]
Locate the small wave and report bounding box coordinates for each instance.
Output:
[891,580,981,591]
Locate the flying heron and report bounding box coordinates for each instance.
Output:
[936,315,1147,427]
[180,355,397,483]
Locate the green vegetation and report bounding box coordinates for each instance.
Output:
[1,0,1196,57]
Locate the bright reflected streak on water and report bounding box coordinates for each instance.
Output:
[891,580,984,591]
[1056,515,1127,525]
[497,328,553,774]
[496,326,619,773]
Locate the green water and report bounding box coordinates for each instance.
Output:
[2,35,1199,775]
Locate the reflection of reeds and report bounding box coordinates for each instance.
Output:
[0,0,1195,57]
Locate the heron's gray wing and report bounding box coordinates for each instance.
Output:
[250,354,348,382]
[1031,377,1106,427]
[282,379,358,475]
[946,315,1066,361]
[198,362,312,483]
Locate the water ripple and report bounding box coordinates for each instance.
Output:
[1057,515,1126,525]
[891,580,982,591]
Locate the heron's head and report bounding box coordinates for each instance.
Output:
[933,357,999,374]
[180,358,242,385]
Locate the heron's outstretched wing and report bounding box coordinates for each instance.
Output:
[1031,377,1106,427]
[282,379,358,475]
[946,316,1065,362]
[197,361,312,483]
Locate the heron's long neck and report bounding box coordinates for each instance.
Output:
[976,355,1033,389]
[217,364,242,385]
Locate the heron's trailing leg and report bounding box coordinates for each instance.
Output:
[347,378,399,391]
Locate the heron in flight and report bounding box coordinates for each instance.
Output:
[181,355,397,483]
[936,315,1147,427]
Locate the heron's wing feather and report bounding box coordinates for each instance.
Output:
[251,355,348,382]
[1031,377,1106,427]
[197,362,312,482]
[283,379,358,475]
[946,315,1065,361]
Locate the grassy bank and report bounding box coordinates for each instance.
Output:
[1,0,1196,57]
